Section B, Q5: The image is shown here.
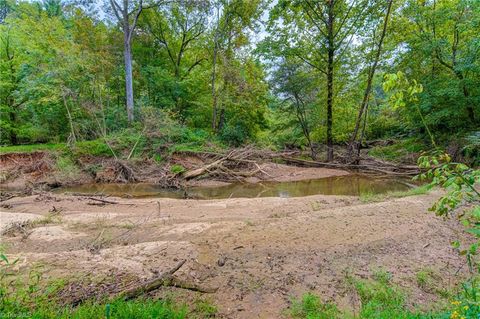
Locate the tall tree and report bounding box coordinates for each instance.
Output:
[108,0,153,122]
[140,0,209,119]
[349,0,393,161]
[266,0,374,161]
[394,0,480,133]
[272,57,319,159]
[210,0,264,132]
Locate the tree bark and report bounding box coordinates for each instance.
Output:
[124,36,134,122]
[110,0,145,123]
[8,105,17,145]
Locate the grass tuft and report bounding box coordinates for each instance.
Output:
[287,270,464,319]
[289,293,340,319]
[359,184,430,203]
[0,143,66,154]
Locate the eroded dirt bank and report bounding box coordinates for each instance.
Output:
[0,150,350,190]
[0,189,470,318]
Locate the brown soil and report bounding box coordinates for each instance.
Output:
[0,187,470,318]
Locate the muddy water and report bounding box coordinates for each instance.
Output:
[55,175,414,199]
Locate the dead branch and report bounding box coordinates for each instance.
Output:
[117,259,186,300]
[282,156,420,176]
[86,197,118,205]
[166,277,218,293]
[184,158,226,179]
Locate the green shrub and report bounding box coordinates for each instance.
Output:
[220,124,250,147]
[446,278,480,319]
[369,139,426,162]
[153,154,163,163]
[73,140,113,157]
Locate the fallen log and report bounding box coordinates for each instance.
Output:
[184,158,226,179]
[118,259,186,300]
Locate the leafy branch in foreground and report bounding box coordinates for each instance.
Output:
[417,151,480,272]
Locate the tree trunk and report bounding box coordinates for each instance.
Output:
[124,36,134,122]
[211,43,218,131]
[459,76,475,123]
[218,108,225,132]
[9,104,17,145]
[326,1,335,162]
[349,0,393,162]
[62,93,77,144]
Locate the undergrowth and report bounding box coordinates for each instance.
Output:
[0,253,215,319]
[288,270,480,319]
[369,138,426,162]
[0,126,225,161]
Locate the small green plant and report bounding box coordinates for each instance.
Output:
[416,268,449,298]
[416,268,435,290]
[170,164,186,175]
[194,299,217,318]
[153,154,163,163]
[289,293,339,319]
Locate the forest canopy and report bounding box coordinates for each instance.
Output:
[0,0,479,161]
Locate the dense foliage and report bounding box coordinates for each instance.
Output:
[0,0,479,159]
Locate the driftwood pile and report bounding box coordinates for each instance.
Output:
[179,145,420,180]
[282,156,420,176]
[181,146,297,182]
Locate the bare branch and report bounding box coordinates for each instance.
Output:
[109,0,123,25]
[128,0,143,42]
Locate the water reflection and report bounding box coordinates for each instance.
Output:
[55,174,414,199]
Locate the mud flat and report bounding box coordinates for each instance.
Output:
[0,185,470,318]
